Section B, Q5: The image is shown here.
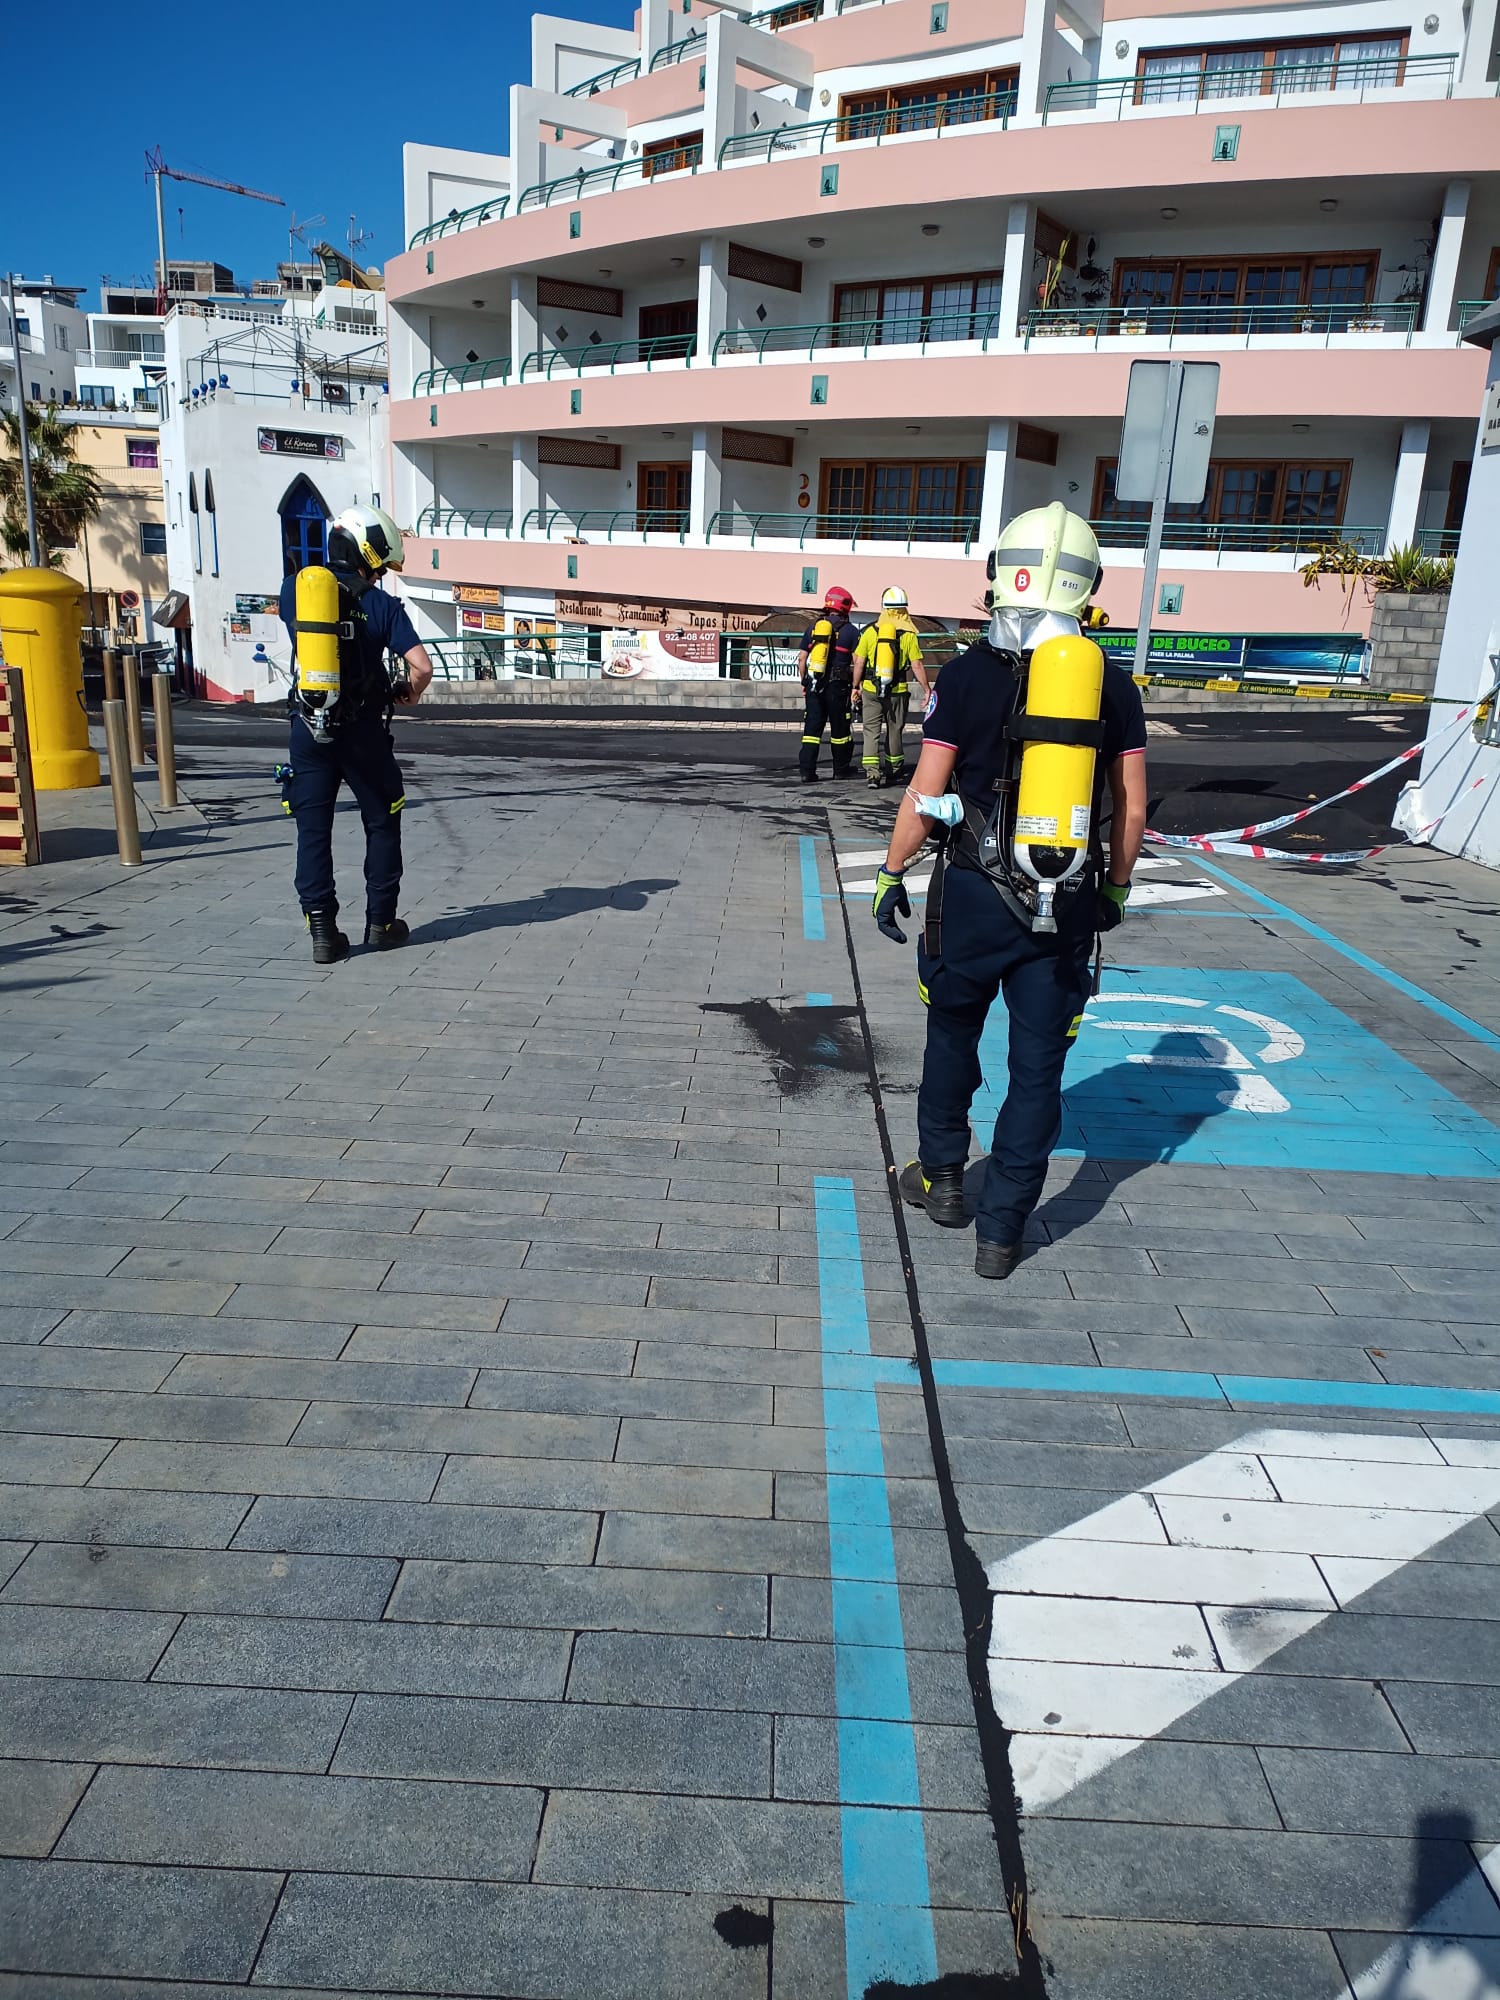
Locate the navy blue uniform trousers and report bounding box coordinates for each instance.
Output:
[916,863,1093,1246]
[799,677,853,777]
[287,708,404,923]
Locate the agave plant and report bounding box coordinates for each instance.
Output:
[1299,539,1454,599]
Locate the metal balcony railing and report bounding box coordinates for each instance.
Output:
[1091,517,1386,556]
[1025,300,1420,346]
[649,30,707,71]
[708,510,981,552]
[417,506,514,537]
[1457,300,1497,329]
[1418,527,1462,555]
[520,507,691,541]
[1043,50,1458,120]
[564,53,642,97]
[413,357,512,394]
[515,147,700,213]
[408,194,510,250]
[518,334,697,380]
[76,347,165,370]
[719,87,1016,165]
[715,311,999,359]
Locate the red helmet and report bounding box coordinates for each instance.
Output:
[824,585,854,614]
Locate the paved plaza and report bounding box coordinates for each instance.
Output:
[4,720,1500,1998]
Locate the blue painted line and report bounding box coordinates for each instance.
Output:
[1191,853,1500,1050]
[807,992,835,1006]
[857,1353,1500,1419]
[815,1175,939,1996]
[800,836,826,941]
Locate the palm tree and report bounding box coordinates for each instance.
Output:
[0,404,104,565]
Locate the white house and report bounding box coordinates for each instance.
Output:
[0,277,89,414]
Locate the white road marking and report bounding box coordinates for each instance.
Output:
[986,1429,1500,1817]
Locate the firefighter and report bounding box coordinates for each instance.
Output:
[796,585,859,782]
[855,585,928,787]
[278,506,434,963]
[871,504,1148,1278]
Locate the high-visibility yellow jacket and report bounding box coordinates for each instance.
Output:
[855,623,924,696]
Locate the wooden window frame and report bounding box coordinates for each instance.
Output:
[1092,455,1353,529]
[838,66,1020,139]
[1112,253,1379,314]
[635,460,692,533]
[641,131,703,178]
[831,270,1003,342]
[1135,31,1409,102]
[817,456,984,537]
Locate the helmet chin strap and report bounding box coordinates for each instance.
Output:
[987,606,1083,654]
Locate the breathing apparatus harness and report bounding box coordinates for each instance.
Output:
[290,565,406,744]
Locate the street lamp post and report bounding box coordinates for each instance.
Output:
[5,272,41,567]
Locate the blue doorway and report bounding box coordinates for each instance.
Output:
[280,476,329,574]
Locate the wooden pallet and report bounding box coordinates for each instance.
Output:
[0,669,40,866]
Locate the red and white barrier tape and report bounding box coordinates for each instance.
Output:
[1147,775,1492,864]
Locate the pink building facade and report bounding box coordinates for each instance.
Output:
[386,0,1500,675]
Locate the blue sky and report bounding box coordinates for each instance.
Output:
[2,0,636,308]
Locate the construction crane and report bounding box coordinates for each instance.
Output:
[144,148,284,310]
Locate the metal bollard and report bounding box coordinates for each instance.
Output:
[102,700,143,867]
[102,646,121,705]
[152,673,178,810]
[122,652,146,769]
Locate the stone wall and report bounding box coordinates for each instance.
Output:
[1367,591,1450,698]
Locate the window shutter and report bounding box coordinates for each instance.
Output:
[536,277,623,318]
[727,243,803,294]
[722,427,794,466]
[539,436,621,469]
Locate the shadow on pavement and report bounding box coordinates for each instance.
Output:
[408,877,678,945]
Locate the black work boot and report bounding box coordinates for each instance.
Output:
[975,1239,1022,1281]
[306,908,350,966]
[364,918,411,950]
[899,1161,967,1228]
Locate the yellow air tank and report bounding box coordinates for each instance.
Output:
[807,615,833,674]
[873,615,900,684]
[294,565,342,733]
[1013,631,1105,932]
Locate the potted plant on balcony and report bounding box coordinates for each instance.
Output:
[1032,238,1081,336]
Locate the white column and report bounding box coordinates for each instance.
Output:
[642,0,676,65]
[1461,0,1499,90]
[999,202,1037,343]
[979,419,1018,551]
[510,274,539,378]
[697,236,729,359]
[1424,179,1471,333]
[702,17,739,168]
[1018,0,1053,118]
[690,424,722,538]
[1386,420,1431,551]
[513,436,541,533]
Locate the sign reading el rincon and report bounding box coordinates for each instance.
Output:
[555,595,769,633]
[255,428,345,461]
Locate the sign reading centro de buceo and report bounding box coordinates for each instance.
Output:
[256,428,344,461]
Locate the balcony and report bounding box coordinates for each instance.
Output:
[413,358,512,393]
[1091,517,1386,558]
[1418,526,1462,554]
[1043,50,1458,122]
[708,509,981,552]
[1457,300,1497,330]
[410,195,510,250]
[517,147,701,216]
[1024,301,1422,347]
[75,347,166,370]
[518,333,696,380]
[717,311,998,359]
[718,88,1017,167]
[417,506,514,538]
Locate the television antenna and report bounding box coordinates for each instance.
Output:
[287,211,326,291]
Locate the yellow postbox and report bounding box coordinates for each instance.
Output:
[0,569,100,790]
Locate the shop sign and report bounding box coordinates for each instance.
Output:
[234,592,281,617]
[452,583,503,607]
[256,427,344,460]
[556,595,768,633]
[1097,631,1246,669]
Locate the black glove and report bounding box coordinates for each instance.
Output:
[873,868,911,944]
[1097,880,1130,932]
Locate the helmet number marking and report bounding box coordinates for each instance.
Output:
[1014,568,1031,593]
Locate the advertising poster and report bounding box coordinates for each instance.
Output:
[602,627,722,679]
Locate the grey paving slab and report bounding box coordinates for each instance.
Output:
[228,1493,598,1564]
[534,1789,865,1899]
[154,1610,571,1698]
[1260,1744,1500,1837]
[1032,1916,1353,2000]
[161,1353,478,1406]
[0,1858,283,1982]
[333,1690,769,1797]
[252,1874,767,1999]
[1383,1680,1500,1756]
[89,1442,441,1501]
[435,1453,772,1517]
[46,1310,352,1360]
[0,1673,349,1771]
[501,1295,777,1346]
[346,1326,637,1374]
[218,1284,505,1332]
[388,1558,766,1637]
[0,1761,94,1858]
[1,1386,306,1448]
[0,1344,183,1391]
[0,1435,116,1486]
[2,1543,396,1619]
[0,1309,70,1347]
[468,1367,772,1423]
[56,1764,543,1881]
[0,1604,178,1680]
[0,1484,251,1551]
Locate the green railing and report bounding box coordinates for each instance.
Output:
[408,194,509,249]
[1025,300,1419,346]
[413,357,512,394]
[428,636,598,682]
[714,310,998,359]
[518,334,697,380]
[564,53,641,96]
[1044,51,1457,120]
[417,506,514,538]
[1091,517,1386,558]
[1457,299,1497,329]
[520,507,690,541]
[708,510,981,552]
[1418,527,1462,555]
[649,30,706,71]
[719,87,1016,166]
[516,148,701,213]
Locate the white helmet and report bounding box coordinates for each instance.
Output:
[881,584,908,611]
[988,503,1100,616]
[330,504,405,575]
